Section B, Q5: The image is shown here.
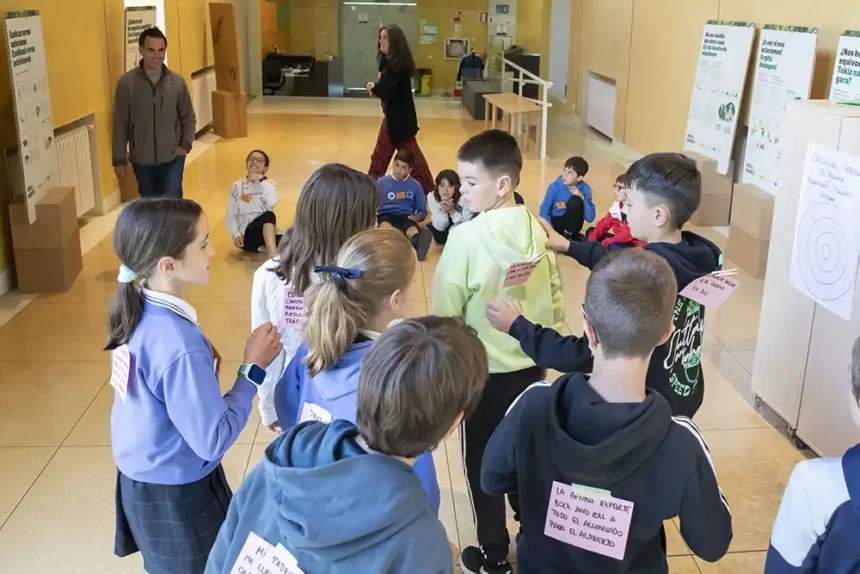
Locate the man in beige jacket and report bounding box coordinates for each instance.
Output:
[112,27,196,198]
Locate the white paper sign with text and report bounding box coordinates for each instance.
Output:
[230,532,305,574]
[830,32,860,103]
[110,345,132,403]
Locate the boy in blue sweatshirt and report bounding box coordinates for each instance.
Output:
[482,249,732,574]
[539,156,596,239]
[206,316,489,574]
[488,152,720,419]
[377,148,433,261]
[765,336,860,574]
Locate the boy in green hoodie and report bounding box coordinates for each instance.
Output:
[432,129,565,574]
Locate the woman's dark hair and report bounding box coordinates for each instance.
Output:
[247,149,270,167]
[139,26,167,48]
[434,169,461,204]
[105,199,202,350]
[275,164,380,294]
[378,25,415,76]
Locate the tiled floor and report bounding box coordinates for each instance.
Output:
[0,96,801,573]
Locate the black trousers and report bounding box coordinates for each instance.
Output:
[462,365,544,563]
[243,211,281,253]
[551,195,585,237]
[429,223,450,244]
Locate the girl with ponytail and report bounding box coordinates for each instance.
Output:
[273,228,442,515]
[107,198,281,574]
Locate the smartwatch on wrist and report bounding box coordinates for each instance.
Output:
[238,363,266,386]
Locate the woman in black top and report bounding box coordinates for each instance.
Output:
[366,25,434,193]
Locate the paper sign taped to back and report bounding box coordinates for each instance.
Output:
[110,345,132,403]
[679,274,739,310]
[231,532,305,574]
[281,289,307,330]
[299,402,333,424]
[503,253,545,288]
[544,480,634,561]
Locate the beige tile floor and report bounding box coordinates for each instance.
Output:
[0,97,802,573]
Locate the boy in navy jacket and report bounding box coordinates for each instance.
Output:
[539,156,596,239]
[482,249,732,574]
[487,152,720,419]
[206,317,488,574]
[765,336,860,573]
[377,148,433,260]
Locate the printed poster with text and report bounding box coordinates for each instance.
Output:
[3,11,58,224]
[684,21,755,175]
[742,25,818,195]
[125,6,157,72]
[830,31,860,102]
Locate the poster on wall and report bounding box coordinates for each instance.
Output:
[445,38,470,60]
[742,25,818,195]
[789,143,860,321]
[683,21,755,175]
[829,30,860,102]
[3,10,58,224]
[124,6,157,72]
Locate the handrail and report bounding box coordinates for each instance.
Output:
[501,57,552,160]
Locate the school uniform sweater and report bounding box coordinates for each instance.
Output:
[274,336,441,516]
[378,175,427,218]
[427,194,474,232]
[539,177,596,223]
[481,375,732,574]
[588,202,646,248]
[531,232,722,418]
[225,177,278,238]
[205,420,453,574]
[111,288,256,485]
[765,444,860,573]
[251,258,320,427]
[432,206,566,374]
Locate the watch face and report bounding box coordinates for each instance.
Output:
[249,364,266,384]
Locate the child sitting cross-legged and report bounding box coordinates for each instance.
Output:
[205,316,489,574]
[587,173,645,250]
[427,169,474,245]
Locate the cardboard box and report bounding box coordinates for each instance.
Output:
[726,224,769,279]
[730,183,774,240]
[212,90,248,139]
[9,187,78,250]
[685,151,733,196]
[691,192,732,227]
[209,2,242,94]
[15,229,83,293]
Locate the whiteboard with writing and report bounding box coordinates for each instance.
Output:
[830,31,860,103]
[3,11,58,224]
[742,26,818,195]
[684,21,756,175]
[125,6,157,72]
[789,143,860,321]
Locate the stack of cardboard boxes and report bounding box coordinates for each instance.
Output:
[685,151,734,227]
[9,187,83,293]
[726,183,774,279]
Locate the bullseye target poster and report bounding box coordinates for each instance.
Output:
[790,143,860,321]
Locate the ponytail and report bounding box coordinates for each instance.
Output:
[304,228,416,376]
[105,282,145,350]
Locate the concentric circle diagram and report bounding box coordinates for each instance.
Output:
[796,202,858,301]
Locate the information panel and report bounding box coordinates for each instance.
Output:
[684,21,756,175]
[830,31,860,103]
[742,25,818,195]
[3,11,58,224]
[125,6,157,72]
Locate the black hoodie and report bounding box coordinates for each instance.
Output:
[481,375,732,574]
[508,232,721,418]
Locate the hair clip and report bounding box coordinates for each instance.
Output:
[315,265,363,287]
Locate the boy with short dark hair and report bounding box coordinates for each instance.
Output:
[377,148,433,260]
[205,316,488,574]
[482,249,733,574]
[766,336,860,573]
[539,156,596,239]
[433,129,565,574]
[488,152,721,418]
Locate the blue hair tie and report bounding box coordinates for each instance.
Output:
[315,265,363,287]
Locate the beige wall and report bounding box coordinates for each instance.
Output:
[568,0,860,154]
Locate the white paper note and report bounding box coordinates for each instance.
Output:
[110,345,132,402]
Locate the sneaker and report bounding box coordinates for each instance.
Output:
[415,227,432,262]
[460,546,513,574]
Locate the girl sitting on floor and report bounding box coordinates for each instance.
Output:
[226,150,281,258]
[427,169,474,245]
